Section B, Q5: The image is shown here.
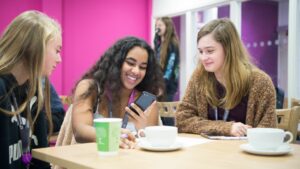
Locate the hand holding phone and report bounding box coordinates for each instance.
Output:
[122,91,156,128]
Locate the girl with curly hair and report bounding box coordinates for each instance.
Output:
[72,36,165,148]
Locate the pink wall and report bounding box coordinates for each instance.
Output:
[0,0,63,92]
[0,0,41,30]
[0,0,152,95]
[63,0,151,95]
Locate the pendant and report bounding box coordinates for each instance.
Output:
[21,152,32,166]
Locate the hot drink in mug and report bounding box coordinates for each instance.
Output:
[138,126,178,147]
[247,128,293,150]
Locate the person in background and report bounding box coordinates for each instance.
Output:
[0,10,62,169]
[176,18,277,137]
[72,36,165,148]
[154,17,180,101]
[275,86,284,109]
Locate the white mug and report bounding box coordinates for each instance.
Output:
[247,128,293,150]
[138,126,178,147]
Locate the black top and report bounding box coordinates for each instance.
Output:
[0,74,50,169]
[207,82,248,124]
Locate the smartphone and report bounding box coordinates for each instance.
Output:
[134,91,156,112]
[121,91,156,128]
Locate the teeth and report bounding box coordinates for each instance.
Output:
[127,75,137,81]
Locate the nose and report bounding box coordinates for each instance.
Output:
[199,53,208,61]
[131,65,140,75]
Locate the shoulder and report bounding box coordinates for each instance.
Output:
[190,66,203,84]
[185,66,205,92]
[249,69,274,92]
[76,79,95,91]
[250,69,273,85]
[74,79,97,97]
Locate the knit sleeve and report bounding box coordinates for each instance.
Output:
[247,71,277,128]
[175,69,233,136]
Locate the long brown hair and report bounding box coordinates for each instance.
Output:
[0,10,61,136]
[157,17,179,70]
[197,18,255,109]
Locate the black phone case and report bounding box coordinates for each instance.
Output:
[134,91,156,111]
[121,91,156,128]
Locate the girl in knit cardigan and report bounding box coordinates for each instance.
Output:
[176,18,276,137]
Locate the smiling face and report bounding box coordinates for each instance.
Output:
[197,33,225,77]
[42,35,62,76]
[120,46,148,90]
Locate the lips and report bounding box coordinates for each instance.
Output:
[203,62,213,67]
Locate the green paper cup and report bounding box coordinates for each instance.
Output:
[94,118,122,156]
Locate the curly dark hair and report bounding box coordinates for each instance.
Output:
[76,36,165,104]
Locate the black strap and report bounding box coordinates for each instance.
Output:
[214,107,230,121]
[11,92,31,154]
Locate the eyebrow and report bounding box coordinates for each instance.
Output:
[198,46,215,50]
[126,57,148,65]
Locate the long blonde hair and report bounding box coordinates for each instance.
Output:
[197,18,255,109]
[0,10,61,135]
[157,17,179,70]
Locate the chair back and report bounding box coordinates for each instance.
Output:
[276,106,300,143]
[291,98,300,139]
[157,101,179,118]
[291,98,300,107]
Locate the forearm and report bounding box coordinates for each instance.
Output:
[176,103,233,136]
[73,124,96,143]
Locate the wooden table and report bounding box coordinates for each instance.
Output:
[33,134,300,169]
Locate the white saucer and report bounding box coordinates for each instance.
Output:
[138,139,183,152]
[240,143,292,155]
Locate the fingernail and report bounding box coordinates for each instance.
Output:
[121,134,128,139]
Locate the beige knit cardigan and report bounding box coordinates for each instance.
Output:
[175,67,277,136]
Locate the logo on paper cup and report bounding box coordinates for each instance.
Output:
[97,128,107,145]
